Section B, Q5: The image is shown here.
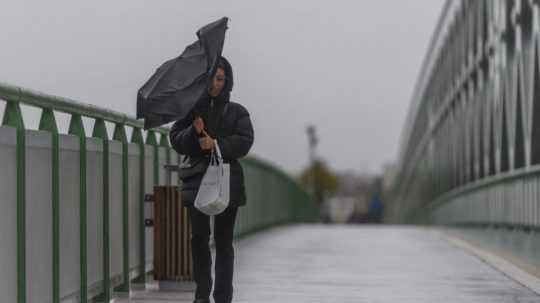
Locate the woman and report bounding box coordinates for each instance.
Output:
[169,56,254,303]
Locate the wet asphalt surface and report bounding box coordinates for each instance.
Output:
[118,225,540,303]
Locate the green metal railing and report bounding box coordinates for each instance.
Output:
[388,1,540,231]
[414,165,540,227]
[0,81,169,303]
[0,81,317,303]
[237,156,319,237]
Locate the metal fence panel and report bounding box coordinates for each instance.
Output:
[86,138,104,296]
[58,135,81,299]
[0,127,18,303]
[108,140,124,286]
[127,143,141,275]
[25,130,53,303]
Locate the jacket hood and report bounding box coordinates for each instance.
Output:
[219,56,234,93]
[214,56,233,103]
[192,56,234,116]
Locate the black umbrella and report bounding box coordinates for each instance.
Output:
[136,17,229,129]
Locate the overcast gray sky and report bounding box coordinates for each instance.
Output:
[0,0,444,176]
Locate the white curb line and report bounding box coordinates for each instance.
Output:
[439,230,540,296]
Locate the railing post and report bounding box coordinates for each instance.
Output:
[92,119,110,302]
[68,114,88,303]
[131,127,146,284]
[38,108,60,303]
[112,123,130,293]
[3,101,26,303]
[145,130,158,279]
[159,133,171,185]
[146,130,159,186]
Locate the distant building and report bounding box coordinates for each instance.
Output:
[333,172,380,223]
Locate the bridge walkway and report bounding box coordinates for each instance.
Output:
[117,225,540,303]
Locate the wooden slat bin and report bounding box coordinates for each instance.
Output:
[153,186,193,281]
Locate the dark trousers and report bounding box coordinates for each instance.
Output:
[188,206,238,303]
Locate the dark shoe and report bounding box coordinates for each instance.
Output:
[193,299,210,303]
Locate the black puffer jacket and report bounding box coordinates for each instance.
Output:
[169,57,254,208]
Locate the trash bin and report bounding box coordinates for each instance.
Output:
[150,162,195,290]
[153,185,193,281]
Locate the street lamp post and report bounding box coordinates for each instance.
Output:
[306,125,320,203]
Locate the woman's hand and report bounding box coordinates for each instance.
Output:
[199,130,215,150]
[193,116,204,135]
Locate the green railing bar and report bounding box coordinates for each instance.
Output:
[240,156,316,222]
[68,114,88,303]
[130,127,146,284]
[146,131,159,186]
[0,81,168,134]
[159,133,169,147]
[146,131,159,273]
[112,123,130,292]
[3,101,26,303]
[38,109,60,303]
[145,130,158,144]
[159,134,170,185]
[92,119,110,302]
[0,81,320,301]
[421,165,540,217]
[145,129,158,144]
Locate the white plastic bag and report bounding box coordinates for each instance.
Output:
[194,140,230,215]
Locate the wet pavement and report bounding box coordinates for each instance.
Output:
[116,225,540,303]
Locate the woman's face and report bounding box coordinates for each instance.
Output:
[209,68,226,97]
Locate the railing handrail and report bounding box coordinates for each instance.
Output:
[0,81,169,133]
[425,165,540,215]
[242,155,310,198]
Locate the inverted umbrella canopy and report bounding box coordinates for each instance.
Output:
[136,17,228,129]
